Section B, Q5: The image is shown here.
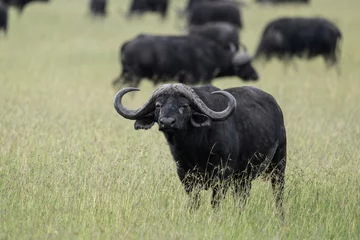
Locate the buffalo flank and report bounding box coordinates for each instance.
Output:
[188,22,240,51]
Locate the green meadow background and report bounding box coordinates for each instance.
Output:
[0,0,359,239]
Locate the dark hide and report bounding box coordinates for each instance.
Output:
[2,0,50,14]
[127,0,169,19]
[179,0,244,17]
[0,2,7,34]
[112,34,258,88]
[188,22,240,51]
[89,0,107,17]
[254,17,342,66]
[187,1,243,29]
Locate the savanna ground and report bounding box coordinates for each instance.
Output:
[0,0,359,239]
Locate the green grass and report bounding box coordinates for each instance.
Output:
[0,0,359,239]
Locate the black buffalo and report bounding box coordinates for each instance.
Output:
[1,0,50,13]
[114,83,287,216]
[188,22,240,51]
[112,34,258,88]
[89,0,107,17]
[254,17,342,66]
[0,2,7,34]
[127,0,169,19]
[187,1,243,29]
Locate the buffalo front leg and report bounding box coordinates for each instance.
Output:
[234,178,252,208]
[211,183,229,208]
[177,167,201,210]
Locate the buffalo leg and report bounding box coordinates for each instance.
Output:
[184,178,201,210]
[177,167,201,210]
[112,75,123,87]
[323,53,337,67]
[269,145,286,220]
[271,171,285,220]
[283,56,297,73]
[211,183,228,208]
[234,178,252,208]
[323,53,341,76]
[160,7,167,20]
[112,67,129,87]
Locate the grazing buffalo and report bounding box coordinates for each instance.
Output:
[2,0,50,13]
[187,1,243,29]
[112,34,258,88]
[189,22,240,51]
[0,2,7,34]
[127,0,169,19]
[89,0,107,17]
[254,17,342,66]
[114,83,287,217]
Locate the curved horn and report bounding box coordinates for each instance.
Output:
[172,84,237,121]
[228,43,237,53]
[232,51,252,65]
[113,84,172,120]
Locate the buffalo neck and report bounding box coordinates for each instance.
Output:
[162,126,210,148]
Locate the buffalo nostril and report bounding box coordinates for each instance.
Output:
[160,117,176,128]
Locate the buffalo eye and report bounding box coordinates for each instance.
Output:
[155,102,162,108]
[179,104,189,113]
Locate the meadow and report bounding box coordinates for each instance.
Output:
[0,0,359,239]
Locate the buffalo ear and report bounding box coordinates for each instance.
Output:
[190,112,212,127]
[134,115,155,130]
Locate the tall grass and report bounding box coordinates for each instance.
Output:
[0,0,359,239]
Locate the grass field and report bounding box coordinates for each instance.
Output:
[0,0,359,239]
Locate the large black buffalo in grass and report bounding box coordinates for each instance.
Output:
[0,2,7,34]
[1,0,50,13]
[187,1,243,29]
[114,83,287,216]
[255,17,342,66]
[112,34,258,88]
[127,0,169,19]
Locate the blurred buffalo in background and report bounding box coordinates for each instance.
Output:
[255,17,342,67]
[113,33,258,88]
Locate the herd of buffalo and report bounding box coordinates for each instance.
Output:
[0,0,343,218]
